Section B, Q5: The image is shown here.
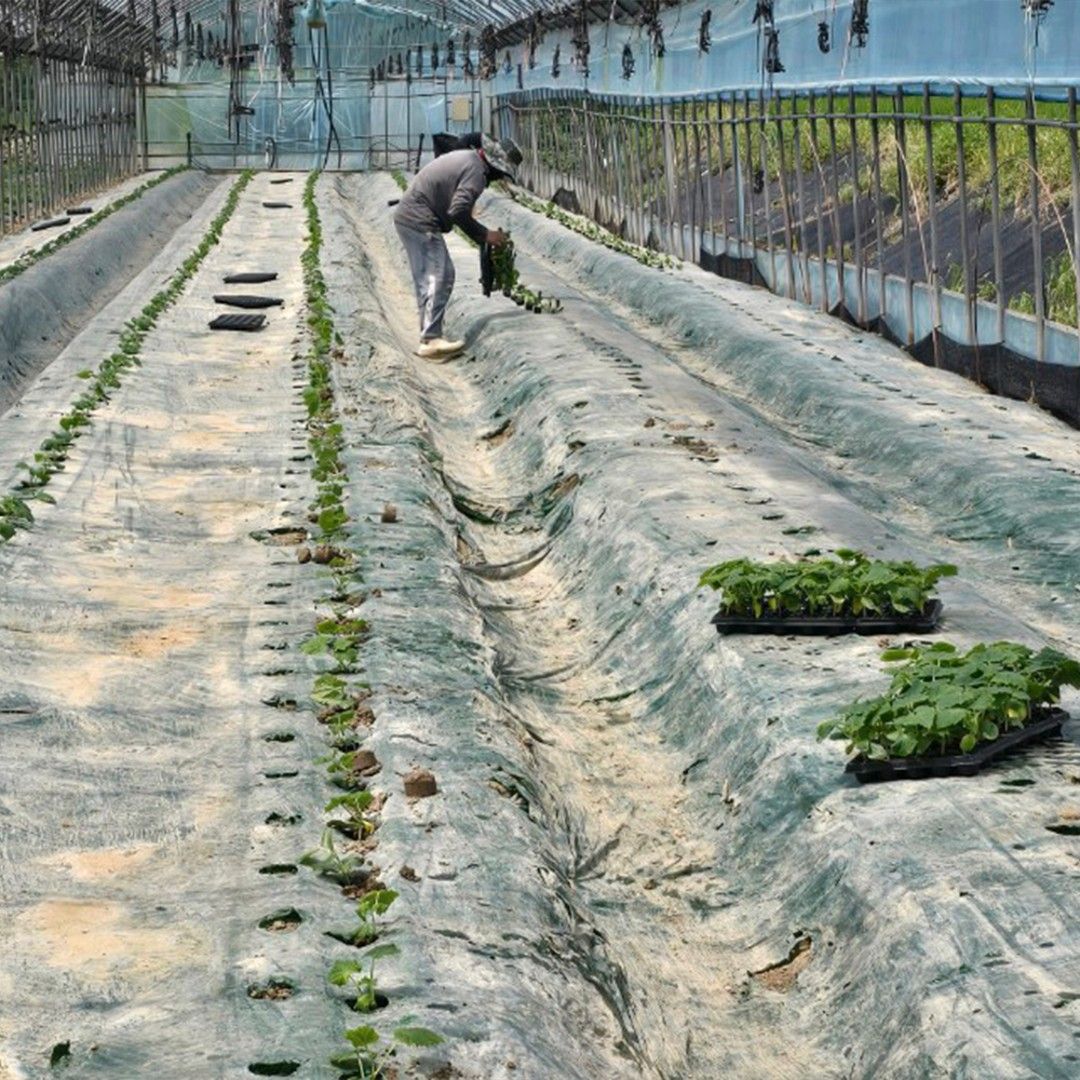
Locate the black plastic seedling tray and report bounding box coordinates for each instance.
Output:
[31,216,70,231]
[711,599,943,637]
[209,313,266,332]
[269,177,293,184]
[67,206,93,215]
[213,294,284,309]
[845,708,1069,783]
[224,272,278,284]
[262,201,292,209]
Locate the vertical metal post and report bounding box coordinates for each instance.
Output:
[922,83,943,360]
[661,99,680,258]
[714,93,728,257]
[826,88,846,312]
[808,90,829,310]
[895,86,916,345]
[610,102,628,236]
[773,92,797,301]
[1068,88,1080,363]
[677,99,694,259]
[954,86,976,346]
[742,91,757,268]
[729,94,746,255]
[791,93,812,305]
[1025,86,1046,363]
[869,86,887,325]
[691,100,705,262]
[758,89,778,290]
[704,94,718,260]
[847,87,867,324]
[140,76,149,170]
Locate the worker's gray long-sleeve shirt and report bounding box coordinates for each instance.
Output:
[393,149,489,245]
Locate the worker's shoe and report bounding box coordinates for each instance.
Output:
[416,337,464,360]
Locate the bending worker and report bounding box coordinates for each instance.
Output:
[394,134,524,359]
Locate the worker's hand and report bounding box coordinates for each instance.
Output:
[487,228,509,248]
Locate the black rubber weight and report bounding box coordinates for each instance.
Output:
[213,294,284,309]
[223,272,278,284]
[66,207,93,215]
[31,217,70,232]
[209,313,266,332]
[262,201,292,209]
[223,272,278,285]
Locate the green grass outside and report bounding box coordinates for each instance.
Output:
[525,91,1079,326]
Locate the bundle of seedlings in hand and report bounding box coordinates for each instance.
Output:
[819,641,1080,762]
[699,550,956,619]
[486,233,562,314]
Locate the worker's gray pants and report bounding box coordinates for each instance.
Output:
[395,223,455,341]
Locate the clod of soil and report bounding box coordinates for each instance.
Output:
[312,545,337,564]
[351,748,380,773]
[750,936,812,992]
[403,766,438,798]
[296,545,311,564]
[381,503,398,523]
[399,865,419,882]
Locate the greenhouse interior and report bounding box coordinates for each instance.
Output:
[3,0,1080,1077]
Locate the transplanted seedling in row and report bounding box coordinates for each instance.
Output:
[343,888,400,947]
[699,550,956,619]
[326,790,378,839]
[328,942,400,1012]
[508,185,678,270]
[331,1020,443,1080]
[819,641,1080,760]
[299,828,367,885]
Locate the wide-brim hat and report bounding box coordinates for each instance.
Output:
[481,135,524,182]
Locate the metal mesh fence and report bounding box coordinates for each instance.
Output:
[494,85,1080,369]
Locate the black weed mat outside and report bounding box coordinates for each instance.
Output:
[209,313,266,331]
[213,294,284,309]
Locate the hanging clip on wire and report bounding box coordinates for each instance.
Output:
[850,0,870,48]
[699,9,712,54]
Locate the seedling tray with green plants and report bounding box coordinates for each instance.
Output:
[700,550,955,636]
[818,641,1080,783]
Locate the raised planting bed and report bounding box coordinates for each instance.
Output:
[701,550,955,636]
[819,641,1080,782]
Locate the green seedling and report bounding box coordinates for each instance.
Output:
[509,186,679,270]
[299,827,367,884]
[345,888,399,947]
[699,550,957,619]
[328,942,400,1012]
[819,641,1080,760]
[326,791,377,838]
[330,1021,443,1080]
